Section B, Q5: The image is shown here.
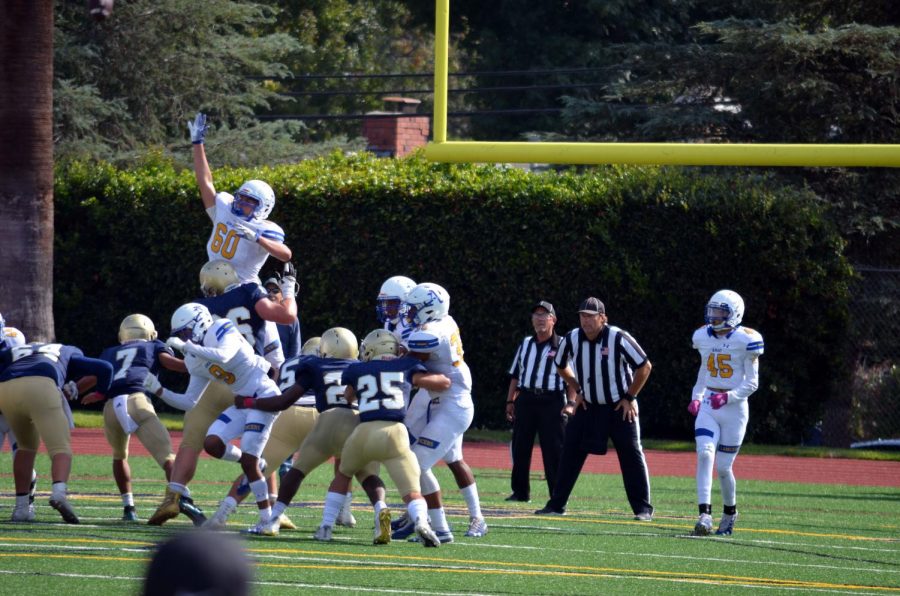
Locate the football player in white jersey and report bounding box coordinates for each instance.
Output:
[188,112,292,284]
[163,303,282,528]
[687,290,764,537]
[391,283,487,542]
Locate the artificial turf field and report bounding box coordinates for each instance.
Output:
[0,451,898,595]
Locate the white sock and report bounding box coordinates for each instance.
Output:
[222,444,242,462]
[374,500,387,517]
[322,491,345,527]
[344,491,353,510]
[270,501,287,519]
[249,478,269,505]
[219,495,238,513]
[428,507,450,533]
[168,482,190,498]
[461,483,482,519]
[268,493,278,505]
[51,482,67,501]
[15,494,29,508]
[121,493,134,507]
[258,506,272,523]
[408,499,428,526]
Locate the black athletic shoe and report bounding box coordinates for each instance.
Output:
[504,494,530,502]
[534,504,566,515]
[179,496,207,527]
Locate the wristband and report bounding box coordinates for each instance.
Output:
[243,397,255,409]
[624,392,636,402]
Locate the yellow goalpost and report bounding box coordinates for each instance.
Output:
[424,0,900,168]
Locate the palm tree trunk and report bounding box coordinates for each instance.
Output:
[0,1,55,341]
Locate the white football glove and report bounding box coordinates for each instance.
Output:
[143,373,163,397]
[188,112,208,144]
[166,336,187,354]
[279,275,297,299]
[62,381,79,401]
[232,220,259,243]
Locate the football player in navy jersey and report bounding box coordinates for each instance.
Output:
[146,260,296,526]
[314,329,450,546]
[0,341,113,523]
[237,328,386,537]
[94,314,186,521]
[0,313,38,504]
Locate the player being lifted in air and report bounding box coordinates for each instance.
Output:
[687,290,764,537]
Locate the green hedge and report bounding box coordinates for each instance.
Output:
[54,152,854,444]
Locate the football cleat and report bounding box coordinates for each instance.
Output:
[390,511,410,531]
[178,495,207,527]
[204,499,236,530]
[693,513,713,536]
[122,506,139,522]
[391,516,416,540]
[278,513,297,530]
[373,508,391,545]
[534,505,566,516]
[147,488,180,526]
[716,512,738,536]
[244,518,279,536]
[633,511,653,522]
[336,506,357,528]
[464,516,488,538]
[413,517,441,548]
[11,504,35,522]
[313,524,333,542]
[49,497,80,524]
[409,529,454,544]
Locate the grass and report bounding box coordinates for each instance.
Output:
[1,450,898,595]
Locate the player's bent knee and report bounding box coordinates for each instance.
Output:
[203,435,225,458]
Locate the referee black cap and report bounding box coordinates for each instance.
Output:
[532,301,556,317]
[578,297,605,315]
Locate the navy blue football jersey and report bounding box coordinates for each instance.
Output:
[0,343,113,393]
[197,283,268,355]
[294,357,358,413]
[99,339,171,397]
[342,356,426,423]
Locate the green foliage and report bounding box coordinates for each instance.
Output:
[54,154,853,444]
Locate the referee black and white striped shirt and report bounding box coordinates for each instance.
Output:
[554,325,648,405]
[508,334,566,393]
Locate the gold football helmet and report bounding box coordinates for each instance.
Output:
[199,260,239,297]
[319,327,359,360]
[300,336,321,356]
[119,313,158,343]
[360,329,399,362]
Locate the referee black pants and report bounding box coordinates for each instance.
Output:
[546,403,653,516]
[510,392,565,500]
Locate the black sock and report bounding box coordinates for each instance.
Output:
[699,503,712,515]
[724,505,737,515]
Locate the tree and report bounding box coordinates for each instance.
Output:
[0,1,55,341]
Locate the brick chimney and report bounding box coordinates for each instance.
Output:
[362,97,430,158]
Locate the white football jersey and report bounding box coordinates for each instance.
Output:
[184,318,271,396]
[205,192,286,284]
[691,325,764,402]
[2,327,26,348]
[418,315,473,403]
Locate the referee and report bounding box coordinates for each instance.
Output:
[535,297,654,520]
[505,301,575,502]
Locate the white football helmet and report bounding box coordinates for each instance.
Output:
[403,283,450,326]
[376,275,416,324]
[406,330,441,354]
[300,336,321,356]
[199,260,239,297]
[170,303,214,343]
[319,327,359,360]
[231,179,275,221]
[360,329,400,362]
[705,290,745,331]
[118,314,158,343]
